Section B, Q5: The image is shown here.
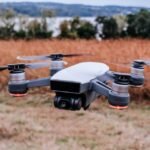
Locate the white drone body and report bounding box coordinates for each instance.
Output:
[51,62,109,84]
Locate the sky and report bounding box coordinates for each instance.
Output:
[1,0,150,7]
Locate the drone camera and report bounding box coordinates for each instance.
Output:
[54,93,82,111]
[8,70,28,97]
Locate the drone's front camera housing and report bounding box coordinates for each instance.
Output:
[8,70,28,97]
[54,93,83,111]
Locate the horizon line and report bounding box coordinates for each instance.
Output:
[0,1,150,8]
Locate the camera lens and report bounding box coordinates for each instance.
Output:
[54,95,82,111]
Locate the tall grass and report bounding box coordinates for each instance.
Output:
[0,38,150,99]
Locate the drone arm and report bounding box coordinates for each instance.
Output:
[27,77,50,88]
[98,71,115,83]
[91,79,111,97]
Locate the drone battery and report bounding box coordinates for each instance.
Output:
[8,70,28,97]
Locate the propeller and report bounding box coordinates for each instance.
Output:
[0,66,8,71]
[0,62,50,72]
[133,59,150,66]
[17,53,93,61]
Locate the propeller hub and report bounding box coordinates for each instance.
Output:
[8,64,26,71]
[133,60,145,69]
[114,73,130,85]
[50,54,63,61]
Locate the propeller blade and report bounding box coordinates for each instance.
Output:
[17,55,50,61]
[17,53,93,61]
[143,60,150,66]
[62,53,93,57]
[25,62,50,69]
[0,66,8,71]
[133,59,150,66]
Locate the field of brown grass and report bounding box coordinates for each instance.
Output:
[0,38,150,98]
[0,39,150,149]
[0,92,149,150]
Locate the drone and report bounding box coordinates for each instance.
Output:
[0,53,149,111]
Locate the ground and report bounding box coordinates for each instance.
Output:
[0,39,150,149]
[0,92,149,150]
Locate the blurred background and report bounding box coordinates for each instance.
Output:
[0,0,149,150]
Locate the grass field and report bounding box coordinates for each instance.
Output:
[0,39,150,149]
[0,92,149,150]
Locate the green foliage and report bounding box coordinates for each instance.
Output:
[59,20,71,38]
[26,19,53,39]
[103,17,118,38]
[0,9,53,39]
[0,8,150,40]
[96,16,118,39]
[77,22,96,39]
[59,17,96,39]
[127,9,150,38]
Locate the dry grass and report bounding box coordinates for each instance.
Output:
[0,92,149,150]
[0,39,150,149]
[0,38,150,98]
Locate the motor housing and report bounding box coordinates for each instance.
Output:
[108,74,130,109]
[8,70,28,97]
[130,65,144,86]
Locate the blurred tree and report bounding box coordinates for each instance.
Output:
[102,17,118,38]
[95,16,106,24]
[14,15,28,39]
[59,20,71,38]
[70,16,81,31]
[0,9,16,39]
[39,9,54,38]
[77,21,96,39]
[127,9,150,38]
[113,15,128,35]
[96,16,119,39]
[41,9,55,32]
[59,18,96,39]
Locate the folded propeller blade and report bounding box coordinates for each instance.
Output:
[62,53,92,57]
[17,53,93,61]
[0,66,8,71]
[25,62,50,69]
[17,55,50,61]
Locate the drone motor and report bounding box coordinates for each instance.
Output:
[108,74,130,109]
[0,62,50,97]
[130,61,145,86]
[8,69,28,97]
